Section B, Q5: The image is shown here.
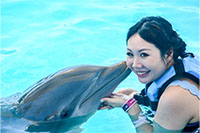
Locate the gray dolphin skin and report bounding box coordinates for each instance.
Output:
[1,61,131,132]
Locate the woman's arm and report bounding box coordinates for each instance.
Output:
[101,86,194,132]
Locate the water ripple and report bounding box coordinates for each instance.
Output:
[0,49,17,55]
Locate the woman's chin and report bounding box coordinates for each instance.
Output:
[138,78,150,84]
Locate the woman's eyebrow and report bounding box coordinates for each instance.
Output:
[138,48,151,52]
[127,48,132,52]
[127,48,151,52]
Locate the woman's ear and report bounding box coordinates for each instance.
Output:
[165,48,174,65]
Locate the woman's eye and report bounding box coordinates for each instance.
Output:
[126,52,133,57]
[140,53,149,57]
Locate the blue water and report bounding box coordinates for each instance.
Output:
[1,0,199,132]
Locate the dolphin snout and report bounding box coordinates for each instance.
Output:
[105,61,131,77]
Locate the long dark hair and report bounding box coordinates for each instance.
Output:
[126,16,187,61]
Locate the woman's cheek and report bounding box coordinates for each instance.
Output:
[126,58,131,67]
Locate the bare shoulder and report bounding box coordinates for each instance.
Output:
[158,85,192,114]
[154,85,195,130]
[160,85,192,109]
[160,80,199,109]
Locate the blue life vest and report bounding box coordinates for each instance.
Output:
[134,53,200,132]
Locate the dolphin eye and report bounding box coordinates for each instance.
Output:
[60,110,69,118]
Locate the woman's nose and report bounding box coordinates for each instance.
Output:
[131,57,143,68]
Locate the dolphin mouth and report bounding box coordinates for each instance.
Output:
[79,66,131,109]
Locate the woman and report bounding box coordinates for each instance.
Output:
[100,16,199,132]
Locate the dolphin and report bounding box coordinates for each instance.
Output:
[1,61,131,132]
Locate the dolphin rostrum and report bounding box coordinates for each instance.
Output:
[1,61,131,132]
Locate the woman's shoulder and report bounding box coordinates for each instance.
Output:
[159,84,189,109]
[154,82,198,130]
[165,79,200,99]
[157,80,199,123]
[160,78,199,106]
[154,84,192,130]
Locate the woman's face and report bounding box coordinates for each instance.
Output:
[126,33,168,84]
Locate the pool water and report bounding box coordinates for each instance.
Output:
[1,0,199,132]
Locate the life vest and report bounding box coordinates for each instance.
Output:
[134,53,200,132]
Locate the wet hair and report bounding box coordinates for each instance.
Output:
[126,16,187,61]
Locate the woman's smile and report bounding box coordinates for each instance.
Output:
[135,70,151,78]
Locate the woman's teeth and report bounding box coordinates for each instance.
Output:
[137,71,147,75]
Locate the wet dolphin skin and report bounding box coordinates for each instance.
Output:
[1,61,131,132]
